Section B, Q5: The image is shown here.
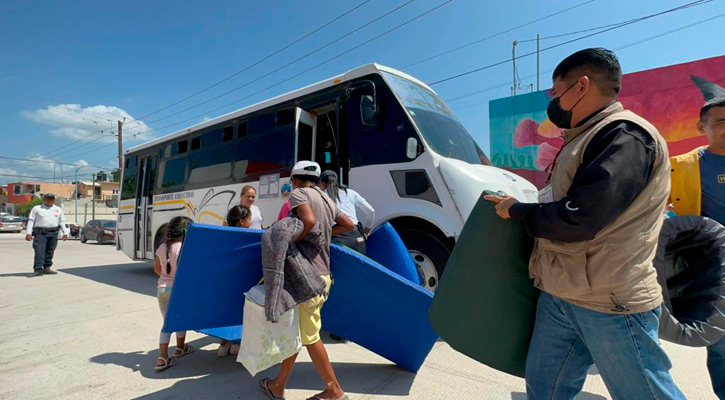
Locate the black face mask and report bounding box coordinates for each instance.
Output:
[547,80,584,129]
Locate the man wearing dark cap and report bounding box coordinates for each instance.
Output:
[486,48,683,398]
[25,193,68,277]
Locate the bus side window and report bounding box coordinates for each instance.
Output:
[121,156,137,200]
[234,123,294,181]
[158,157,187,189]
[188,126,232,184]
[238,121,247,138]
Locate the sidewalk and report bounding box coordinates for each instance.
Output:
[0,233,716,399]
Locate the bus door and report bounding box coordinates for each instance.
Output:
[134,154,156,259]
[295,108,317,163]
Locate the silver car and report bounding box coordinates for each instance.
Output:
[0,216,24,233]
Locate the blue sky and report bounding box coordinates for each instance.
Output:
[1,0,723,184]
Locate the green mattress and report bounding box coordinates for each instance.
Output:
[429,196,538,377]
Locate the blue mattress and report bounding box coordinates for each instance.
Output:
[163,223,437,372]
[198,325,242,344]
[366,222,421,285]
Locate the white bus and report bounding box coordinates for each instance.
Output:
[118,64,538,291]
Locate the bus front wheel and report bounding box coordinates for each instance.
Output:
[397,229,451,292]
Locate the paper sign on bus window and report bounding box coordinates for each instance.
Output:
[259,173,280,199]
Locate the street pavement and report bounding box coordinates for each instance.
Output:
[0,232,717,399]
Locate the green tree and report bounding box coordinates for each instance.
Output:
[16,197,42,216]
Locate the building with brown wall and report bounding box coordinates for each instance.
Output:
[7,182,76,204]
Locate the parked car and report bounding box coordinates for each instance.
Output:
[18,216,28,230]
[80,220,116,244]
[0,216,24,233]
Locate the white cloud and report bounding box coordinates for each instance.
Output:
[0,167,22,185]
[0,167,19,176]
[22,104,154,143]
[0,154,98,185]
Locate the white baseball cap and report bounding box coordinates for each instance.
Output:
[291,161,321,177]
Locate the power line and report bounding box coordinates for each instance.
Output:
[44,107,111,125]
[57,142,119,163]
[133,0,372,121]
[448,11,725,109]
[115,0,453,141]
[38,127,116,158]
[130,0,417,128]
[428,0,713,86]
[615,12,725,51]
[0,156,108,169]
[0,173,58,181]
[516,18,640,43]
[401,0,596,70]
[42,132,115,160]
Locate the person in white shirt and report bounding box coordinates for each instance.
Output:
[239,185,263,229]
[319,170,375,255]
[25,193,68,277]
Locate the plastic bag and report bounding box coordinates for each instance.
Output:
[237,285,302,376]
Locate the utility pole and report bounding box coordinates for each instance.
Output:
[92,173,96,220]
[512,41,518,96]
[118,119,124,171]
[536,33,540,91]
[74,166,86,225]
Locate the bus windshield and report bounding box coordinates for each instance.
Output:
[381,71,491,165]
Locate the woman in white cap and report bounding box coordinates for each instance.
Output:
[260,160,353,400]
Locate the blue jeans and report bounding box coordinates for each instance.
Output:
[708,336,725,399]
[526,292,684,400]
[32,232,58,272]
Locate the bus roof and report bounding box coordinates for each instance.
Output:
[126,64,432,155]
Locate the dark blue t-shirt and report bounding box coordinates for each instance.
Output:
[699,147,725,225]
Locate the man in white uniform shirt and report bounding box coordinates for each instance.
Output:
[25,193,68,277]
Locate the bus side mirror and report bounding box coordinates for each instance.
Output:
[406,137,418,159]
[360,95,378,127]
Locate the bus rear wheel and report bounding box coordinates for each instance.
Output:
[397,229,451,292]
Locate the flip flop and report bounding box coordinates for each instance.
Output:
[173,344,196,358]
[306,395,349,400]
[154,356,177,372]
[259,378,285,400]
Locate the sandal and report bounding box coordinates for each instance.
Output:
[307,395,349,400]
[154,356,177,372]
[173,344,196,358]
[259,378,285,399]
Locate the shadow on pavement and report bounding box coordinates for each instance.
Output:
[0,272,36,278]
[62,262,157,297]
[512,392,606,400]
[91,336,415,399]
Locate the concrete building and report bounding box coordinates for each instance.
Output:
[0,185,8,214]
[75,181,119,201]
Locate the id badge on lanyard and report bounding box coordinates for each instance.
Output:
[539,185,554,203]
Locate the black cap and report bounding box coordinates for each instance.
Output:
[43,193,56,199]
[320,170,338,183]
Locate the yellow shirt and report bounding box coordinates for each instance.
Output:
[669,146,705,216]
